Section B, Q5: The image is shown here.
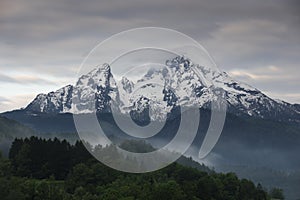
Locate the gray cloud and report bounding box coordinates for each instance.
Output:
[0,0,299,112]
[0,73,59,85]
[0,73,16,83]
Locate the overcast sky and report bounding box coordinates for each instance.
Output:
[0,0,299,112]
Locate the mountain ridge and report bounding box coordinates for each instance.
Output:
[11,56,300,123]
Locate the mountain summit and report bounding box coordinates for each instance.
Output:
[24,56,300,123]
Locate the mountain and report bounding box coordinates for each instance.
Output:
[20,56,299,124]
[2,55,300,168]
[1,56,300,199]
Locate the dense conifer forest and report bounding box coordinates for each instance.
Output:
[0,137,283,200]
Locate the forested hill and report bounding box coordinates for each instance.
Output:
[0,116,34,141]
[0,137,283,200]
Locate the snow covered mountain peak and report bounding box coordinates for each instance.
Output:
[166,56,193,71]
[26,84,73,113]
[23,56,300,123]
[71,63,119,113]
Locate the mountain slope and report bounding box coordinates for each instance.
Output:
[0,116,34,141]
